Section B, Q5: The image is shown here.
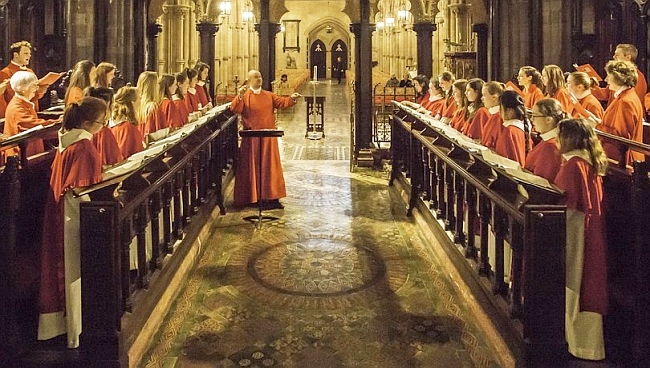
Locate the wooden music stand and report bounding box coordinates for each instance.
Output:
[239,129,285,229]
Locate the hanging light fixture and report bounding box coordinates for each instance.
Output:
[219,0,231,16]
[241,0,253,21]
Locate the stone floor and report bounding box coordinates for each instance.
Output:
[138,80,506,367]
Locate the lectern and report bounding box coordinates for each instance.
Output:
[239,129,285,229]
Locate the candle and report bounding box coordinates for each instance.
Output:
[313,65,317,81]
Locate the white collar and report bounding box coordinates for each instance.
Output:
[197,80,205,87]
[15,93,35,108]
[428,94,443,102]
[540,127,558,141]
[249,86,262,94]
[562,149,592,165]
[614,86,631,99]
[11,60,27,69]
[109,119,129,128]
[502,119,525,131]
[488,105,500,115]
[58,128,92,152]
[172,95,182,101]
[187,87,196,95]
[573,89,592,100]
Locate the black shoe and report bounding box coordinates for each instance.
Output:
[260,199,284,210]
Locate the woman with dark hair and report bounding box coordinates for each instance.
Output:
[94,62,116,89]
[438,71,456,122]
[480,81,505,149]
[542,64,572,112]
[524,98,565,181]
[412,74,429,104]
[449,79,468,131]
[173,72,191,124]
[421,79,446,116]
[39,96,106,349]
[554,118,608,361]
[194,61,212,108]
[517,66,544,109]
[158,73,184,129]
[463,78,489,140]
[589,59,644,164]
[65,60,96,106]
[494,90,529,166]
[85,86,124,166]
[110,86,145,158]
[184,67,201,112]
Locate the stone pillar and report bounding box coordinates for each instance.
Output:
[196,21,219,98]
[146,23,163,72]
[448,1,471,52]
[473,23,488,80]
[529,0,543,68]
[413,22,436,79]
[94,0,109,63]
[133,0,147,80]
[255,21,281,91]
[488,0,501,80]
[163,4,190,72]
[350,19,374,152]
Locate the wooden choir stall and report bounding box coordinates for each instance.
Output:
[389,101,650,365]
[0,104,238,366]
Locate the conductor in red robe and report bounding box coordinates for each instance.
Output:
[230,70,302,209]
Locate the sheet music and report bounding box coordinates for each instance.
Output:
[9,124,44,140]
[504,167,552,188]
[481,150,522,171]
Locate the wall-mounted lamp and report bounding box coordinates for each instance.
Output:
[219,0,231,16]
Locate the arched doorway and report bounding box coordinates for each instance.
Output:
[310,40,327,79]
[331,39,348,81]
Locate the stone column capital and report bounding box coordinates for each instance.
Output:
[196,21,219,36]
[147,22,163,38]
[412,22,437,36]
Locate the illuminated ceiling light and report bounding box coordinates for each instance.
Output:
[219,1,231,16]
[385,17,395,27]
[242,10,254,21]
[397,10,409,20]
[376,21,384,29]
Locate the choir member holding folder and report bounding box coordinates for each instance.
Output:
[524,98,564,181]
[590,44,647,106]
[38,97,106,349]
[567,72,604,120]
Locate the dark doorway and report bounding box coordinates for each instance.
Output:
[331,40,347,81]
[310,40,327,79]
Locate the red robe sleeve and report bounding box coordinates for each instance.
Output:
[481,112,503,149]
[64,86,84,106]
[195,85,209,107]
[465,107,490,140]
[635,69,647,102]
[450,110,467,131]
[441,98,457,118]
[552,88,573,113]
[91,126,124,166]
[427,99,445,116]
[524,138,562,182]
[173,98,190,126]
[186,91,200,112]
[160,98,183,129]
[524,85,544,110]
[111,122,144,158]
[50,139,103,199]
[574,94,604,119]
[494,125,526,166]
[138,104,160,137]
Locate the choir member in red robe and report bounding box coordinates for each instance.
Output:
[85,86,124,166]
[542,65,573,113]
[554,118,608,361]
[65,60,95,106]
[449,79,468,131]
[421,79,446,116]
[480,82,505,149]
[588,60,645,165]
[159,73,184,129]
[137,71,165,140]
[525,99,565,181]
[184,68,201,112]
[0,40,46,117]
[3,71,58,157]
[195,61,213,108]
[412,74,430,105]
[110,86,145,158]
[38,96,106,348]
[93,62,116,89]
[173,72,191,125]
[494,91,529,166]
[438,71,456,122]
[230,70,302,208]
[567,72,604,120]
[517,66,544,110]
[464,78,489,140]
[591,43,647,106]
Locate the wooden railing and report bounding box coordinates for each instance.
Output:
[0,104,238,367]
[372,84,415,144]
[389,103,567,364]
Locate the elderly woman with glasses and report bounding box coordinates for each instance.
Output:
[524,98,567,181]
[3,70,58,157]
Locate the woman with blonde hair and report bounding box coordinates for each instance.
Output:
[110,86,145,158]
[94,62,116,89]
[554,118,608,361]
[136,71,164,137]
[524,98,565,181]
[542,64,572,112]
[588,59,644,164]
[567,71,604,120]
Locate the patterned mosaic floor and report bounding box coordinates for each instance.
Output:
[139,82,503,367]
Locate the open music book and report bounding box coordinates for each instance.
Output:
[574,64,603,82]
[481,149,521,171]
[38,72,63,86]
[505,81,524,96]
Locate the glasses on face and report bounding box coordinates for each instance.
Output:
[527,113,546,119]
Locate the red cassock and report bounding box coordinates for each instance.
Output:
[196,81,211,107]
[424,97,445,117]
[0,62,43,117]
[524,84,544,110]
[592,69,647,107]
[554,155,608,314]
[464,106,490,140]
[230,89,296,206]
[494,120,526,166]
[549,87,573,113]
[186,88,200,112]
[3,95,49,156]
[110,120,145,158]
[597,88,644,164]
[64,86,84,106]
[449,109,468,131]
[573,94,604,120]
[524,135,562,182]
[138,104,165,137]
[39,133,102,345]
[91,126,124,166]
[441,98,457,118]
[481,110,503,149]
[173,96,190,126]
[160,98,184,129]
